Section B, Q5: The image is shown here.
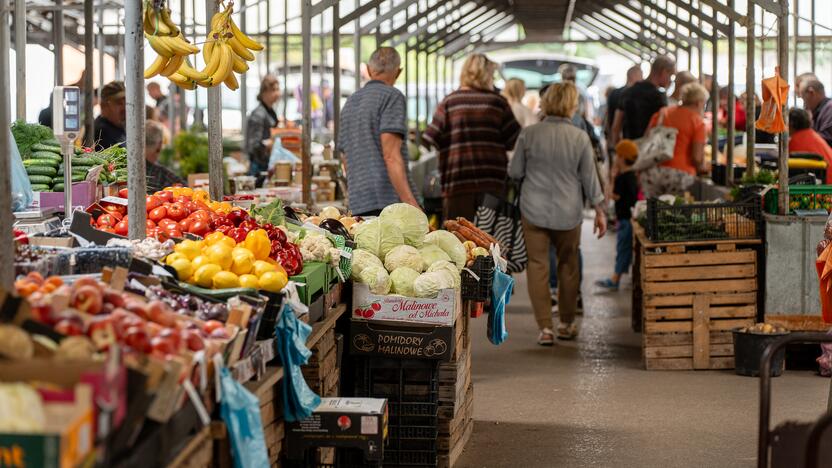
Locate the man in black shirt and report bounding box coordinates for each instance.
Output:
[610,56,675,144]
[93,81,127,150]
[605,65,643,152]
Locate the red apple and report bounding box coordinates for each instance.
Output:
[71,285,104,315]
[182,329,206,351]
[124,326,151,353]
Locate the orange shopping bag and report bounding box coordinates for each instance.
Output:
[816,244,832,323]
[756,66,790,134]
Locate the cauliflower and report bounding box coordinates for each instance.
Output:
[299,233,334,263]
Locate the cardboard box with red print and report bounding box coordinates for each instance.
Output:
[351,283,460,327]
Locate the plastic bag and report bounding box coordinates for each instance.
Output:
[218,366,270,468]
[488,267,513,345]
[268,137,301,167]
[8,128,33,211]
[274,303,321,421]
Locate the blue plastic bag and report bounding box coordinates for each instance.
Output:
[219,366,270,468]
[274,303,321,422]
[488,268,513,345]
[8,129,33,211]
[268,137,301,167]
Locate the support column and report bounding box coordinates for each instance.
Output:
[179,0,188,130]
[206,0,223,201]
[98,9,104,96]
[333,3,341,142]
[53,0,64,85]
[0,0,13,288]
[777,1,790,214]
[792,0,799,106]
[125,0,147,240]
[746,0,756,176]
[84,0,94,146]
[240,0,248,138]
[266,0,271,71]
[301,0,313,206]
[282,0,288,121]
[13,0,25,120]
[710,17,718,168]
[354,17,361,90]
[726,0,735,186]
[810,0,816,71]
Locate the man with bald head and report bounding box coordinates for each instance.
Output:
[337,47,419,216]
[800,78,832,147]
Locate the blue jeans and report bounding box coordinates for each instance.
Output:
[615,219,633,275]
[549,246,583,290]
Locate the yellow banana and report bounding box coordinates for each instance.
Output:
[145,8,172,35]
[224,72,239,91]
[211,8,232,31]
[146,35,175,57]
[160,8,180,36]
[230,19,264,51]
[169,73,196,90]
[144,54,171,79]
[160,54,185,76]
[157,35,198,56]
[178,61,209,81]
[201,40,224,77]
[228,37,255,62]
[203,39,215,64]
[209,42,233,85]
[232,55,249,74]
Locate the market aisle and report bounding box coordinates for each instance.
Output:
[456,219,830,468]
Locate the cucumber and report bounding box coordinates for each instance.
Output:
[26,165,57,177]
[30,151,63,163]
[28,175,54,185]
[71,157,95,167]
[53,183,65,192]
[42,139,61,147]
[72,174,86,182]
[30,184,51,192]
[89,156,107,165]
[31,143,62,154]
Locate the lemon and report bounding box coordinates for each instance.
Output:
[169,258,193,281]
[194,264,222,288]
[165,253,187,266]
[205,243,233,270]
[253,260,276,278]
[175,239,202,260]
[218,236,237,249]
[239,274,259,289]
[259,271,288,292]
[191,255,214,271]
[230,248,255,276]
[213,271,240,289]
[204,232,227,246]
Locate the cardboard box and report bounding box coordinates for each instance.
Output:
[32,181,99,212]
[0,384,94,468]
[188,173,210,190]
[350,319,455,361]
[352,283,459,326]
[286,398,387,462]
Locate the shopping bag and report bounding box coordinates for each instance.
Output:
[474,182,528,274]
[632,108,677,172]
[8,128,33,211]
[219,367,270,468]
[488,264,513,345]
[756,66,790,135]
[274,303,321,422]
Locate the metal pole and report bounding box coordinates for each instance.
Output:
[191,0,198,114]
[746,0,756,176]
[777,0,790,215]
[84,0,94,146]
[301,0,312,206]
[116,15,124,81]
[282,0,288,122]
[726,0,736,186]
[97,9,104,102]
[179,0,188,130]
[0,0,13,289]
[333,3,340,142]
[13,0,25,120]
[168,83,176,135]
[240,0,248,138]
[415,43,421,146]
[54,0,64,85]
[696,1,703,79]
[810,0,816,72]
[793,0,799,106]
[354,16,361,91]
[125,0,146,240]
[265,0,271,72]
[711,15,718,167]
[206,0,223,201]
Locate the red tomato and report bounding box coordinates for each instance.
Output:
[175,195,191,204]
[118,188,129,199]
[114,219,129,236]
[189,210,211,222]
[97,213,118,228]
[157,218,177,230]
[146,195,163,212]
[146,219,157,230]
[154,230,171,242]
[148,206,168,222]
[99,226,116,234]
[155,190,174,204]
[188,220,210,236]
[166,203,188,221]
[165,227,183,238]
[124,326,151,353]
[178,218,193,232]
[103,203,127,216]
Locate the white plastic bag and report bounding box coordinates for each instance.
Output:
[8,129,33,211]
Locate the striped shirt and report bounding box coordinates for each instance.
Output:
[423,89,520,196]
[337,80,416,215]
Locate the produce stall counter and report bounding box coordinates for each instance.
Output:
[306,304,346,349]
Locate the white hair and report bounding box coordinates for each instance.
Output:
[368,47,401,75]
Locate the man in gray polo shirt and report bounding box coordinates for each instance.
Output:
[337,47,419,216]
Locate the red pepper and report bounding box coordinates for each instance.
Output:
[13,229,28,244]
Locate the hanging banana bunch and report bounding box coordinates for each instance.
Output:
[195,3,264,90]
[143,0,180,37]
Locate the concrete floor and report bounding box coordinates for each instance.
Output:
[456,221,830,468]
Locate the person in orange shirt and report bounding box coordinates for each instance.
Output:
[789,107,832,184]
[641,82,711,197]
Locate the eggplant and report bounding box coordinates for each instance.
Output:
[318,218,351,239]
[284,205,301,221]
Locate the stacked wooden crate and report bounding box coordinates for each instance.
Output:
[246,368,285,466]
[303,328,339,397]
[633,224,759,370]
[437,308,473,467]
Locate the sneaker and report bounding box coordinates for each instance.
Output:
[537,328,555,346]
[594,278,620,291]
[557,322,578,340]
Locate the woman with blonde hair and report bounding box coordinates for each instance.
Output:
[508,82,606,344]
[423,53,521,219]
[502,78,537,127]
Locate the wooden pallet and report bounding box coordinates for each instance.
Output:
[635,222,758,370]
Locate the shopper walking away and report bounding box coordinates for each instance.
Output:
[145,121,184,192]
[668,71,697,107]
[640,83,710,198]
[424,53,520,220]
[338,47,419,216]
[508,82,606,344]
[93,81,127,150]
[596,140,639,291]
[605,65,643,147]
[245,75,281,187]
[799,78,832,147]
[611,56,675,145]
[502,79,537,128]
[788,107,832,183]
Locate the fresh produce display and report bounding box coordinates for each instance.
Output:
[11,120,54,159]
[443,218,502,251]
[20,142,99,192]
[737,322,789,334]
[145,285,229,321]
[789,192,832,212]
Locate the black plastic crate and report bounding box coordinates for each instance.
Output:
[385,449,438,467]
[461,255,494,301]
[389,424,438,441]
[287,448,381,468]
[355,357,439,404]
[644,197,762,243]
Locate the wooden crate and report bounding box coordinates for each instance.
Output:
[635,222,759,370]
[167,425,213,468]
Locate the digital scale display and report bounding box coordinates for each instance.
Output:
[63,88,80,132]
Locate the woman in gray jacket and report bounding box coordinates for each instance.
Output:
[245,75,281,186]
[508,82,607,345]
